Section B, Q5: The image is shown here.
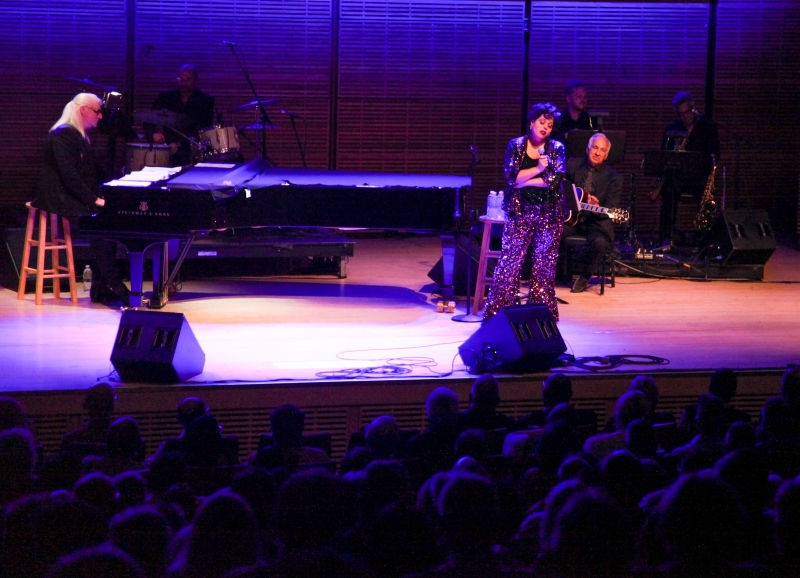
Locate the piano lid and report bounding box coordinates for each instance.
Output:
[166,159,471,192]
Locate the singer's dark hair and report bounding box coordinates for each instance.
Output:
[527,102,561,128]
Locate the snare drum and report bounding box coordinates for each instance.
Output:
[199,125,240,160]
[125,143,171,173]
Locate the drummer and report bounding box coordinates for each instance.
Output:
[145,64,215,166]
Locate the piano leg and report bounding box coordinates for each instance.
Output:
[440,234,456,301]
[128,251,145,308]
[127,241,170,309]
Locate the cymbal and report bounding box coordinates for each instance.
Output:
[66,76,118,91]
[134,109,189,127]
[239,123,278,130]
[230,99,279,112]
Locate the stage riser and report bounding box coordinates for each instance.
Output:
[10,370,782,462]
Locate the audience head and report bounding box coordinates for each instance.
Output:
[438,473,499,555]
[425,387,459,425]
[759,395,794,439]
[542,373,573,410]
[339,445,374,475]
[147,450,186,495]
[83,383,116,419]
[359,460,411,521]
[725,421,756,454]
[363,502,440,576]
[614,390,650,431]
[109,506,171,578]
[0,427,37,484]
[629,375,659,413]
[773,478,800,556]
[72,472,116,520]
[709,368,738,403]
[558,455,590,481]
[715,448,770,514]
[270,403,305,447]
[114,470,147,510]
[536,419,581,473]
[469,373,501,409]
[547,402,578,430]
[626,419,658,458]
[780,366,800,410]
[695,393,726,435]
[181,414,223,466]
[229,466,277,530]
[539,478,586,554]
[365,415,400,459]
[550,488,635,578]
[178,490,260,578]
[177,397,207,429]
[275,469,345,549]
[43,544,144,578]
[454,428,489,461]
[657,471,746,567]
[0,397,28,431]
[600,450,645,506]
[106,417,143,461]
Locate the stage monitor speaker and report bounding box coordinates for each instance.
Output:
[458,304,566,374]
[703,209,776,265]
[111,310,205,384]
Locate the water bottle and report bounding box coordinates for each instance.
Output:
[486,190,498,219]
[82,264,92,292]
[497,190,505,219]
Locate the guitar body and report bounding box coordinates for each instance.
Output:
[564,186,587,227]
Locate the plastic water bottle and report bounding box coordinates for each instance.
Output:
[487,190,498,219]
[82,265,92,292]
[496,190,505,219]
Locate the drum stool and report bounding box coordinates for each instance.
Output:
[17,202,78,305]
[471,215,504,315]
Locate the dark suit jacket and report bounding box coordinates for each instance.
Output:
[33,125,99,217]
[565,156,622,240]
[149,88,216,142]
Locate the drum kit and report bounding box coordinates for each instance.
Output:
[66,75,283,173]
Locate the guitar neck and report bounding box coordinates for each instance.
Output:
[578,202,610,215]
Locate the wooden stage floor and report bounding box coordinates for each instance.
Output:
[1,235,798,394]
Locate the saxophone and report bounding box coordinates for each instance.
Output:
[694,153,717,231]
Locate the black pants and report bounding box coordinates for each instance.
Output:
[561,221,613,280]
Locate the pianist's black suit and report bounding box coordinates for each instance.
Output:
[32,124,128,305]
[33,125,99,217]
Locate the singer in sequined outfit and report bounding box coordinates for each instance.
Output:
[483,103,566,322]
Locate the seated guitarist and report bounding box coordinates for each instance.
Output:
[561,132,622,293]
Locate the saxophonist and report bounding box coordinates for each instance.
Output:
[657,92,720,245]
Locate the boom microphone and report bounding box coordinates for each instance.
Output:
[222,40,236,46]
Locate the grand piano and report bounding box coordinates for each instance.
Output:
[81,159,470,307]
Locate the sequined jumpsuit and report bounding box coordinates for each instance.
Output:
[483,136,566,321]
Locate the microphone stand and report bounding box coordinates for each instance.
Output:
[452,146,482,323]
[225,43,275,166]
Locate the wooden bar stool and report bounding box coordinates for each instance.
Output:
[471,215,504,315]
[17,202,78,305]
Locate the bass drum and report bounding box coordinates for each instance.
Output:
[199,125,240,161]
[125,143,171,173]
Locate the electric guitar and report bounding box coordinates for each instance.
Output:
[564,185,629,226]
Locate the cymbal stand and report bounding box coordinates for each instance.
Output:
[225,43,275,166]
[287,113,307,169]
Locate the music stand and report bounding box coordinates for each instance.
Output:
[642,150,709,249]
[564,130,627,164]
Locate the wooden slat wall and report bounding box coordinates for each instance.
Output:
[0,0,127,221]
[714,0,800,235]
[336,0,523,200]
[134,0,332,169]
[527,2,710,240]
[0,1,798,240]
